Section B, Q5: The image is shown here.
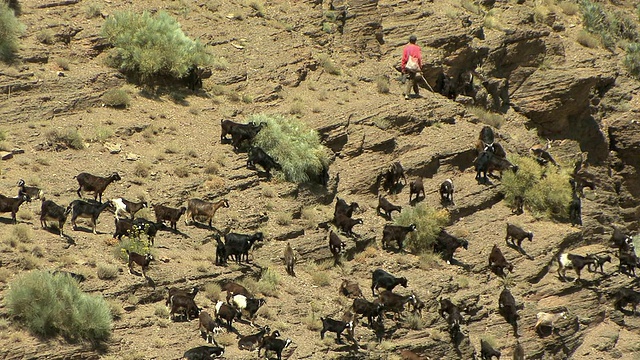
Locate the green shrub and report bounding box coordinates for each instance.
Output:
[102,88,130,108]
[467,106,505,128]
[394,203,449,253]
[113,227,154,263]
[96,263,118,280]
[204,282,221,301]
[502,155,573,220]
[376,75,390,94]
[250,113,330,183]
[581,0,639,49]
[36,29,55,45]
[5,270,112,342]
[256,267,280,296]
[625,42,640,78]
[0,2,24,62]
[101,11,211,81]
[316,53,341,75]
[46,129,85,150]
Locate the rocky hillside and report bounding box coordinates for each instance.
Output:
[0,0,640,359]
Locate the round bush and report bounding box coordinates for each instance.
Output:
[5,270,112,342]
[250,113,330,183]
[0,2,24,62]
[394,203,450,253]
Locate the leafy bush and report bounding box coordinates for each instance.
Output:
[581,0,639,49]
[251,113,330,183]
[625,42,640,78]
[502,155,573,220]
[101,11,211,80]
[102,88,130,108]
[96,263,118,280]
[5,270,112,342]
[46,129,85,150]
[113,226,154,263]
[394,203,449,253]
[0,2,24,62]
[468,106,505,128]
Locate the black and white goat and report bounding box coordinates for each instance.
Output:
[0,193,29,224]
[557,253,596,282]
[230,294,266,326]
[439,179,454,205]
[17,179,43,200]
[111,197,148,220]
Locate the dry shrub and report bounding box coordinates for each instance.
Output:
[376,75,390,94]
[97,263,118,280]
[133,161,151,178]
[204,176,225,191]
[467,106,505,128]
[46,129,85,150]
[394,204,449,253]
[102,88,131,108]
[205,282,221,301]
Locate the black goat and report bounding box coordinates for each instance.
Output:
[376,195,402,219]
[587,254,611,273]
[378,161,407,193]
[40,197,67,237]
[52,270,86,283]
[258,337,292,360]
[67,199,113,234]
[224,232,264,263]
[614,288,640,314]
[618,251,640,277]
[505,223,533,252]
[320,317,352,344]
[371,269,408,297]
[74,172,121,203]
[182,345,224,360]
[480,338,501,360]
[498,287,519,337]
[381,224,416,251]
[214,235,226,265]
[439,297,463,340]
[153,204,186,231]
[611,227,634,253]
[475,151,518,183]
[165,286,199,307]
[247,147,281,179]
[0,193,29,224]
[334,213,363,236]
[238,325,273,351]
[409,177,425,203]
[569,193,582,226]
[489,244,513,277]
[434,230,469,264]
[328,230,346,262]
[439,179,454,204]
[378,290,415,319]
[334,197,359,219]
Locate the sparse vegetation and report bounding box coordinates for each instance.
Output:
[90,126,114,143]
[317,53,341,75]
[577,30,601,48]
[581,0,639,49]
[133,161,151,178]
[304,312,323,331]
[376,75,390,94]
[256,267,280,296]
[394,203,449,253]
[97,263,119,280]
[204,282,221,301]
[0,3,24,62]
[101,11,211,81]
[84,3,102,18]
[46,128,85,150]
[5,270,112,342]
[406,313,425,330]
[102,88,131,108]
[559,1,580,15]
[311,271,331,287]
[55,58,70,71]
[467,106,505,128]
[625,42,640,78]
[174,165,190,178]
[251,113,330,183]
[502,155,573,220]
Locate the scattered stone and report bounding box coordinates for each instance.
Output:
[104,142,121,154]
[125,153,141,161]
[11,148,25,154]
[0,152,14,160]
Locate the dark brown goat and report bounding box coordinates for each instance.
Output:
[126,250,154,278]
[153,204,186,230]
[409,177,425,203]
[0,193,29,224]
[40,197,67,237]
[489,244,513,277]
[284,242,296,276]
[376,195,402,219]
[75,172,121,203]
[185,198,229,227]
[334,213,363,236]
[339,279,364,299]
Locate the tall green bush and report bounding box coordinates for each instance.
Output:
[101,11,210,80]
[581,0,639,48]
[502,155,573,220]
[394,203,450,253]
[0,2,24,62]
[625,42,640,78]
[5,270,111,342]
[250,114,330,183]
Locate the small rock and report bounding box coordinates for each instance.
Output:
[0,152,13,160]
[11,148,25,154]
[57,71,65,77]
[125,153,141,161]
[104,142,122,154]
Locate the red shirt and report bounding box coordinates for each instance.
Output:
[401,43,422,71]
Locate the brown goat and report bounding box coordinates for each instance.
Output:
[284,242,296,276]
[75,172,121,203]
[185,198,229,228]
[153,204,186,230]
[126,250,154,278]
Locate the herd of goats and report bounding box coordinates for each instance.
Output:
[1,119,640,360]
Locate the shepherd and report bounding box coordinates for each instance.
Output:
[401,35,424,100]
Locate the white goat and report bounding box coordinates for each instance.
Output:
[535,311,567,335]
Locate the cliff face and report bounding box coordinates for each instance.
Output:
[0,0,639,359]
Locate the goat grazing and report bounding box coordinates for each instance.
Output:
[439,179,454,205]
[439,297,463,340]
[378,161,407,193]
[371,269,408,297]
[230,294,266,326]
[340,279,364,299]
[434,230,469,264]
[377,195,402,219]
[498,287,519,337]
[40,197,67,237]
[126,250,154,278]
[67,199,113,234]
[215,300,241,329]
[489,244,514,277]
[381,224,416,252]
[74,172,121,203]
[557,253,597,282]
[165,286,199,307]
[320,317,352,344]
[329,230,346,264]
[110,197,147,220]
[505,223,533,252]
[334,197,359,219]
[170,294,200,321]
[182,345,224,360]
[185,198,229,228]
[475,151,518,183]
[614,288,640,314]
[0,193,29,224]
[284,242,296,276]
[222,282,252,303]
[220,120,261,143]
[334,213,363,236]
[535,311,567,336]
[238,325,273,351]
[247,147,281,179]
[17,179,43,200]
[480,339,501,360]
[199,311,224,344]
[224,232,264,263]
[378,290,415,319]
[153,204,186,231]
[352,297,384,325]
[587,254,611,273]
[258,337,292,360]
[618,251,640,277]
[409,177,425,203]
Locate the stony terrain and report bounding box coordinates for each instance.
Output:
[0,0,640,359]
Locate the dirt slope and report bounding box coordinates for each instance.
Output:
[1,0,640,359]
